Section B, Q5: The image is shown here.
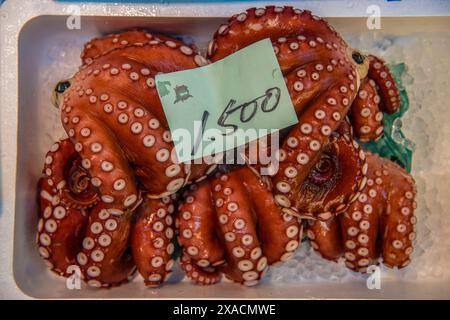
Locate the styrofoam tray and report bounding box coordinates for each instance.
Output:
[1,0,450,299]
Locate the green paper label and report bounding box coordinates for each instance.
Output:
[156,39,298,163]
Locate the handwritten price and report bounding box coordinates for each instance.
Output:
[191,87,281,156]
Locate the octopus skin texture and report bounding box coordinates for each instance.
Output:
[53,31,214,218]
[287,121,367,221]
[131,195,177,287]
[208,6,372,220]
[176,166,302,286]
[303,149,417,271]
[37,139,135,287]
[349,55,401,142]
[37,138,181,287]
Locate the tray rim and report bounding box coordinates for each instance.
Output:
[2,0,450,299]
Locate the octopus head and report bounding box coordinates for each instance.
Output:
[290,124,365,219]
[348,49,369,91]
[51,79,71,108]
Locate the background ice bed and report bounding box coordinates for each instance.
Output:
[10,13,450,298]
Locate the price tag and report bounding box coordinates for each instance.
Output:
[156,39,298,163]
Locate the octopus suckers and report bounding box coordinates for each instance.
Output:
[358,234,369,244]
[142,135,155,147]
[225,232,235,242]
[87,279,102,288]
[131,122,143,134]
[180,46,193,55]
[347,227,358,236]
[285,240,299,252]
[151,256,164,268]
[296,153,310,165]
[238,260,254,272]
[166,178,184,192]
[133,108,145,118]
[219,214,228,224]
[297,69,306,77]
[87,266,101,278]
[105,219,118,231]
[309,140,321,151]
[187,246,199,256]
[124,192,139,207]
[236,13,247,22]
[91,250,105,262]
[39,233,51,246]
[232,247,245,258]
[233,218,245,229]
[255,8,266,16]
[241,234,253,246]
[101,161,114,172]
[146,78,155,88]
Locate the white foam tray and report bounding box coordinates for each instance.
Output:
[1,0,450,299]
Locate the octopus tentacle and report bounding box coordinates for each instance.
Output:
[305,149,416,272]
[177,183,225,268]
[284,122,366,220]
[275,39,332,79]
[38,183,88,276]
[180,252,222,286]
[340,153,417,271]
[284,57,351,117]
[177,166,290,286]
[93,42,206,129]
[306,218,343,261]
[37,140,93,275]
[348,54,401,141]
[210,171,267,286]
[61,35,212,204]
[131,196,176,286]
[272,83,362,219]
[79,90,186,198]
[79,45,201,128]
[78,204,135,287]
[63,113,139,213]
[339,188,381,272]
[208,6,346,61]
[81,31,188,66]
[238,167,302,264]
[208,5,369,221]
[376,155,417,268]
[350,79,384,141]
[39,139,140,287]
[42,139,99,209]
[38,139,136,286]
[367,55,400,114]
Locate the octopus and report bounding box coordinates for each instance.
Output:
[37,138,177,287]
[36,6,417,289]
[176,166,301,286]
[350,55,401,142]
